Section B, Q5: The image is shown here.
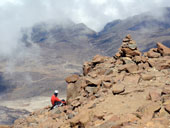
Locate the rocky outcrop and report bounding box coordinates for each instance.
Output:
[157,42,170,56]
[12,35,170,128]
[65,74,79,84]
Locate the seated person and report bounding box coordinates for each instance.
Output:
[50,90,66,109]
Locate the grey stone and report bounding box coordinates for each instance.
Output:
[128,43,137,50]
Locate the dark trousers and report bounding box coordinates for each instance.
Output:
[50,101,63,110]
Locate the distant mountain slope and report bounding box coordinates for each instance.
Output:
[0,21,101,100]
[92,7,170,56]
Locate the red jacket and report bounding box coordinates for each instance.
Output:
[51,94,62,106]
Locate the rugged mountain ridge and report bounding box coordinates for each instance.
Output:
[12,35,170,128]
[92,7,170,56]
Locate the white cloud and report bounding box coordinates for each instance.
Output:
[0,0,169,56]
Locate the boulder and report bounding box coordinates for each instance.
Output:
[147,49,161,58]
[67,83,75,104]
[123,38,130,42]
[85,86,98,94]
[147,59,157,67]
[126,34,132,39]
[85,77,102,87]
[70,110,91,127]
[88,71,98,78]
[158,60,170,70]
[128,43,137,50]
[113,73,125,83]
[67,78,83,104]
[115,52,121,58]
[157,42,170,56]
[65,74,79,83]
[147,90,162,102]
[141,56,148,62]
[124,63,138,73]
[123,74,140,84]
[104,68,114,75]
[83,62,92,75]
[137,102,161,120]
[129,40,136,44]
[138,62,150,70]
[112,84,125,95]
[147,57,170,70]
[132,56,142,63]
[121,42,128,48]
[121,57,134,64]
[71,100,81,108]
[121,48,141,57]
[115,59,123,65]
[102,81,112,88]
[141,74,156,81]
[92,54,106,64]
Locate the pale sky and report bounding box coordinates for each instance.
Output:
[0,0,169,56]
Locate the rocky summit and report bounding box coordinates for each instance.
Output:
[12,35,170,128]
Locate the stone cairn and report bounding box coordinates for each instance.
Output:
[115,34,141,58]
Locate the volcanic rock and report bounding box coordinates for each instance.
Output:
[147,48,161,58]
[92,54,106,64]
[70,110,91,127]
[147,90,162,102]
[65,74,79,83]
[157,42,170,56]
[121,57,134,64]
[83,62,92,75]
[141,74,156,81]
[137,102,161,120]
[112,84,125,95]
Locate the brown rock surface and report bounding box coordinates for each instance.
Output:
[92,54,106,64]
[65,74,79,83]
[141,74,156,81]
[157,42,170,56]
[164,104,170,114]
[121,48,141,56]
[147,48,161,58]
[112,84,125,95]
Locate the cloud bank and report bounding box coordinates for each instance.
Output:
[0,0,169,56]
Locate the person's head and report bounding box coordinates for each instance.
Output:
[54,90,58,96]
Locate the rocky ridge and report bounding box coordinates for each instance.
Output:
[92,7,170,56]
[12,35,170,128]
